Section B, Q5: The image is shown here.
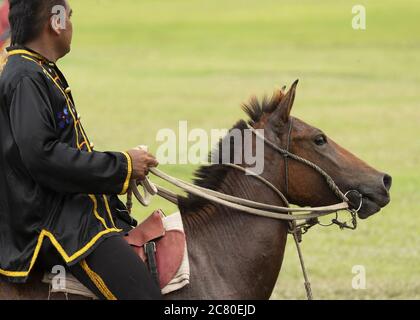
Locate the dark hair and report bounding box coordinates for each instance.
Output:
[9,0,65,45]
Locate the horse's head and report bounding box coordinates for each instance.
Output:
[252,80,391,219]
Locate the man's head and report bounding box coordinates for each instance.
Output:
[9,0,73,59]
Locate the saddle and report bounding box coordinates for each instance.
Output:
[124,210,189,292]
[43,210,190,298]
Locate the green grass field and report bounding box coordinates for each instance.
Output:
[61,0,419,299]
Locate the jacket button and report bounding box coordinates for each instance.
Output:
[90,142,94,149]
[65,87,71,94]
[77,113,81,120]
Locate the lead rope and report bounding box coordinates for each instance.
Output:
[284,119,313,300]
[292,231,313,299]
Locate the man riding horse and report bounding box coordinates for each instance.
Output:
[0,0,161,299]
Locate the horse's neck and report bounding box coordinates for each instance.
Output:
[179,169,289,299]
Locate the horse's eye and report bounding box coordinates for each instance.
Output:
[314,135,327,146]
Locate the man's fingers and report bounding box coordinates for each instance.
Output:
[126,148,158,180]
[149,159,159,167]
[146,156,159,167]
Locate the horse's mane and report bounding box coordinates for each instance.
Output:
[178,90,284,212]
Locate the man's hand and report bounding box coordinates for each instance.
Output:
[126,148,159,181]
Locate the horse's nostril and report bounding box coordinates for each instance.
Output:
[383,174,392,191]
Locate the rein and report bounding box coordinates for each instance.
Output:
[126,121,362,300]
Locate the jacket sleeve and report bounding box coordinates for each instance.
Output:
[9,76,132,195]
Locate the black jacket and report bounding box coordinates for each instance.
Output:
[0,47,133,283]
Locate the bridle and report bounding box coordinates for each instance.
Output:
[126,120,363,300]
[284,116,294,199]
[245,118,361,233]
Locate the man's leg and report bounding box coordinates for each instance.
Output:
[69,235,162,300]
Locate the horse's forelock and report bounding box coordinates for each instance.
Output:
[242,89,285,125]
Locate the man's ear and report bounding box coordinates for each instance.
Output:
[269,79,299,126]
[49,15,62,36]
[50,3,68,36]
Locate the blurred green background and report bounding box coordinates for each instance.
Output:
[62,0,419,299]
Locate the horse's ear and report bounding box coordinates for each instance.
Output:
[270,79,299,125]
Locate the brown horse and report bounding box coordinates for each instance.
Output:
[0,81,391,299]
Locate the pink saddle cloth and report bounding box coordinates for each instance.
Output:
[124,210,187,289]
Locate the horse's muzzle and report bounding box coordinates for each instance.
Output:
[355,173,392,219]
